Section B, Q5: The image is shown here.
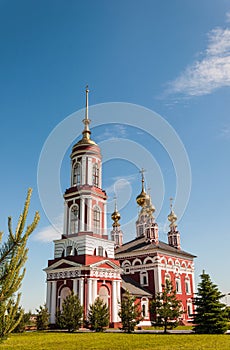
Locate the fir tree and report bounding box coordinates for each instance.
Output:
[36,305,50,331]
[118,290,143,333]
[150,279,183,333]
[13,309,32,333]
[193,271,228,334]
[58,292,83,332]
[0,189,40,339]
[88,297,109,332]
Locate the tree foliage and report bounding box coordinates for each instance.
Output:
[36,305,50,331]
[0,189,40,339]
[118,290,143,333]
[88,297,109,332]
[193,271,228,334]
[150,279,182,333]
[13,309,32,333]
[57,292,83,332]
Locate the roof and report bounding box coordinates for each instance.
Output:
[121,275,152,297]
[115,235,196,259]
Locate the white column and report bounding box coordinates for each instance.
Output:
[50,281,57,324]
[88,198,92,231]
[46,280,52,314]
[87,278,93,316]
[92,279,98,303]
[80,198,85,231]
[103,203,107,236]
[99,161,102,188]
[154,266,162,294]
[116,280,121,321]
[88,158,92,185]
[73,279,78,295]
[82,156,86,185]
[112,280,118,323]
[79,278,84,306]
[63,202,68,236]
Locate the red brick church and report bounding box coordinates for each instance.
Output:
[44,88,195,327]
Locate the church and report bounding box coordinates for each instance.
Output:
[44,88,196,327]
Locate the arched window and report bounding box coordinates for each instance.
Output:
[140,271,148,286]
[70,205,79,234]
[176,277,182,293]
[93,206,100,234]
[92,163,99,187]
[98,246,103,256]
[185,279,191,294]
[66,245,72,256]
[141,297,149,319]
[73,163,81,186]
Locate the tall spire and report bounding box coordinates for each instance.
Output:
[111,196,121,227]
[82,85,91,141]
[136,168,147,207]
[111,196,123,247]
[168,197,177,229]
[167,197,180,249]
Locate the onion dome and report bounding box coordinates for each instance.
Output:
[168,198,177,228]
[136,169,148,207]
[111,198,121,227]
[146,194,155,216]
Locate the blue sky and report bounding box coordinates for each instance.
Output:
[0,0,230,311]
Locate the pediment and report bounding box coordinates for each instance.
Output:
[44,258,82,272]
[90,259,120,270]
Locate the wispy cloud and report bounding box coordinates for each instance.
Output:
[95,124,127,142]
[219,125,230,139]
[105,174,136,196]
[226,12,230,23]
[166,16,230,97]
[33,214,63,243]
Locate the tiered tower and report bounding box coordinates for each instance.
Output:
[44,88,122,327]
[135,169,159,243]
[63,86,107,238]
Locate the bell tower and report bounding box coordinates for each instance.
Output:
[63,86,107,238]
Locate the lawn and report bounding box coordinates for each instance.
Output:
[0,332,230,350]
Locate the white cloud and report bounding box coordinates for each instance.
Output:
[95,124,127,142]
[166,21,230,97]
[219,125,230,139]
[105,174,136,195]
[33,214,63,243]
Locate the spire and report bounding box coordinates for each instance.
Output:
[111,196,121,227]
[82,85,92,141]
[167,197,180,249]
[136,168,148,207]
[146,187,155,216]
[111,196,123,247]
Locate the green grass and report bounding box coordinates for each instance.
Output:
[0,332,230,350]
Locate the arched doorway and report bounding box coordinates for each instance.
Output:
[98,285,109,306]
[59,286,71,311]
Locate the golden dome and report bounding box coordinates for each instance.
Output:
[136,190,148,207]
[168,198,177,227]
[111,209,121,223]
[136,169,148,207]
[168,209,177,223]
[111,198,121,227]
